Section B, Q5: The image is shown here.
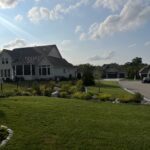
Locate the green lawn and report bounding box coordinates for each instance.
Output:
[89,81,134,99]
[0,96,150,150]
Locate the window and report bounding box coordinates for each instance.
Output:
[32,65,35,75]
[8,69,10,77]
[24,65,31,75]
[42,67,47,75]
[1,70,3,77]
[6,58,8,64]
[48,67,50,75]
[4,69,7,77]
[1,58,8,64]
[2,58,4,64]
[39,67,41,75]
[39,65,50,76]
[63,69,66,74]
[16,65,23,75]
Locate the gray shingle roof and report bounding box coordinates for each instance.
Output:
[47,56,74,68]
[103,64,126,73]
[2,45,74,68]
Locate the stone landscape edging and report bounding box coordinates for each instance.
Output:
[0,128,13,148]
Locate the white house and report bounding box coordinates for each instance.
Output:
[0,45,76,81]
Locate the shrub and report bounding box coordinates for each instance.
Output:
[72,92,85,99]
[97,93,112,101]
[21,91,32,96]
[0,91,16,98]
[119,93,143,103]
[72,92,93,100]
[48,81,56,89]
[61,84,71,93]
[0,125,8,142]
[43,88,52,97]
[84,92,93,100]
[76,80,85,92]
[132,93,144,103]
[14,89,23,96]
[69,86,78,94]
[26,88,33,93]
[32,84,42,96]
[0,93,6,98]
[59,92,69,98]
[5,91,16,97]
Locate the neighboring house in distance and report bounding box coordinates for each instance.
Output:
[0,45,76,81]
[102,64,127,79]
[139,65,150,79]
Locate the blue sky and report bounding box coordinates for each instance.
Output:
[0,0,150,65]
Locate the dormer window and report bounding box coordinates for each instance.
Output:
[6,58,8,64]
[2,58,5,64]
[1,58,8,64]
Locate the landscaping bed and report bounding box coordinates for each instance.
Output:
[0,81,143,103]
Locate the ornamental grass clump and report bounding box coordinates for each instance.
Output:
[118,93,143,103]
[97,93,113,101]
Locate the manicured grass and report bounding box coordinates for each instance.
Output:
[89,81,134,99]
[0,96,150,150]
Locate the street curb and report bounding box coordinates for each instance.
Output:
[118,81,150,104]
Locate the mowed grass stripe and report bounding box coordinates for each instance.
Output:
[0,96,150,150]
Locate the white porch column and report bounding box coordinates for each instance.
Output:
[46,66,48,76]
[30,65,32,76]
[22,65,24,76]
[14,66,16,76]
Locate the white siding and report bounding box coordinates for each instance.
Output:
[53,67,76,78]
[0,52,13,80]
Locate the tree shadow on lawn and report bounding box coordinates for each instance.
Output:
[0,110,6,119]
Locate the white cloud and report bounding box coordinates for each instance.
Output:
[28,7,50,23]
[75,25,82,34]
[15,14,23,22]
[35,0,42,2]
[80,0,150,40]
[128,43,136,48]
[88,51,115,61]
[94,0,126,12]
[3,39,27,50]
[144,41,150,46]
[28,0,88,23]
[0,0,21,9]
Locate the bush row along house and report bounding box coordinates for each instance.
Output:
[0,45,76,81]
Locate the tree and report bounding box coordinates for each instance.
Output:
[124,57,145,79]
[132,57,142,65]
[82,64,95,86]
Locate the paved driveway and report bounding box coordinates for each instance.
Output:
[119,80,150,100]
